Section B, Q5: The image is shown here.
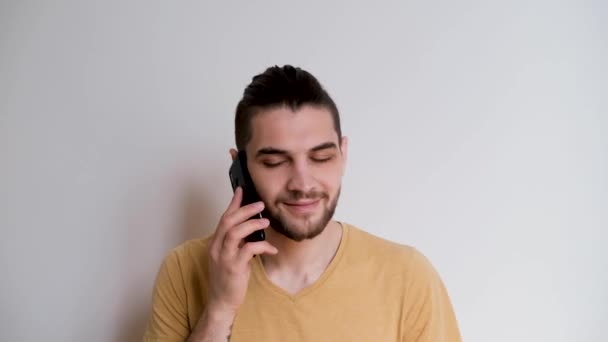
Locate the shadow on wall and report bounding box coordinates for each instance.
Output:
[116,179,220,342]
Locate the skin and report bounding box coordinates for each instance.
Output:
[188,104,348,342]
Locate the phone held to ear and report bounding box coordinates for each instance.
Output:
[228,151,266,243]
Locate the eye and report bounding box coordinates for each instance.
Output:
[262,160,285,168]
[312,155,334,163]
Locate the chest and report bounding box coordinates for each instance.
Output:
[229,280,403,342]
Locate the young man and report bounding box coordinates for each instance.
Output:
[143,65,461,341]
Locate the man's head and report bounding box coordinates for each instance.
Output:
[233,65,347,242]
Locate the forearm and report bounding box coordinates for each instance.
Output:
[187,308,236,342]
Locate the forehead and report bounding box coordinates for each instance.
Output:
[247,105,338,153]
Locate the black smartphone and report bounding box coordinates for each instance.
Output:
[228,150,266,242]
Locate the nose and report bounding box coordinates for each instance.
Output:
[286,159,315,194]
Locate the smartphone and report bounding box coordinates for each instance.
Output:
[228,150,266,242]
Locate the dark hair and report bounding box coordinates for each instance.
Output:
[235,65,341,151]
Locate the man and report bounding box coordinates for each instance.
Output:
[143,65,461,341]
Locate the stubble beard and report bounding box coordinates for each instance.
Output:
[263,187,341,242]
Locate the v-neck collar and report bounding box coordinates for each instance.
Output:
[252,222,350,302]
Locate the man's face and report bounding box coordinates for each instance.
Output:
[244,105,347,242]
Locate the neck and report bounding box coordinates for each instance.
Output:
[260,221,343,288]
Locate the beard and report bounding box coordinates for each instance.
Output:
[262,187,341,242]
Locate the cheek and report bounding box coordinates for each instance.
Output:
[321,161,344,180]
[326,176,342,194]
[253,172,285,200]
[317,169,342,194]
[253,162,343,198]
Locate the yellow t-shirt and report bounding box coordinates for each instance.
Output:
[143,223,461,341]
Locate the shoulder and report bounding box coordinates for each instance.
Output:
[155,235,213,285]
[342,222,440,280]
[342,223,460,329]
[144,237,214,339]
[169,236,212,262]
[343,222,417,262]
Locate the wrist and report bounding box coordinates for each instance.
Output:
[205,305,236,325]
[188,305,236,342]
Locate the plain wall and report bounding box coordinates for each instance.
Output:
[1,1,606,341]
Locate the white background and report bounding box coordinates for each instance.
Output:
[1,1,606,341]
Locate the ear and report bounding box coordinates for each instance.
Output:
[340,136,349,162]
[229,148,238,161]
[339,136,349,177]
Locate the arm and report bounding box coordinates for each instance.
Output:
[401,249,462,342]
[142,249,190,342]
[142,251,237,342]
[143,187,277,342]
[186,308,235,342]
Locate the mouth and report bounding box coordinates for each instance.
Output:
[282,199,321,215]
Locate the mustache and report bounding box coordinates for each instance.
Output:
[277,190,328,202]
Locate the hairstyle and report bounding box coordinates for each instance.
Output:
[234,65,341,151]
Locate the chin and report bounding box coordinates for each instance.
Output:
[268,203,337,242]
[281,217,327,241]
[264,188,341,242]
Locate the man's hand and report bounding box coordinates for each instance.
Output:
[207,186,277,315]
[188,187,278,341]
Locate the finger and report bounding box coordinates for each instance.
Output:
[219,201,265,235]
[209,187,243,256]
[225,186,243,214]
[212,200,265,256]
[236,241,278,265]
[223,218,270,252]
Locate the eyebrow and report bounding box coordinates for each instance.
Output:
[255,142,337,158]
[310,142,337,152]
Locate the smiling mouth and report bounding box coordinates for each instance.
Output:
[282,199,321,213]
[284,199,320,206]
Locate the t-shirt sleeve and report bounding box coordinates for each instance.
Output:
[401,248,462,342]
[143,248,191,342]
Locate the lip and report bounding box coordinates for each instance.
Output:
[283,199,321,214]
